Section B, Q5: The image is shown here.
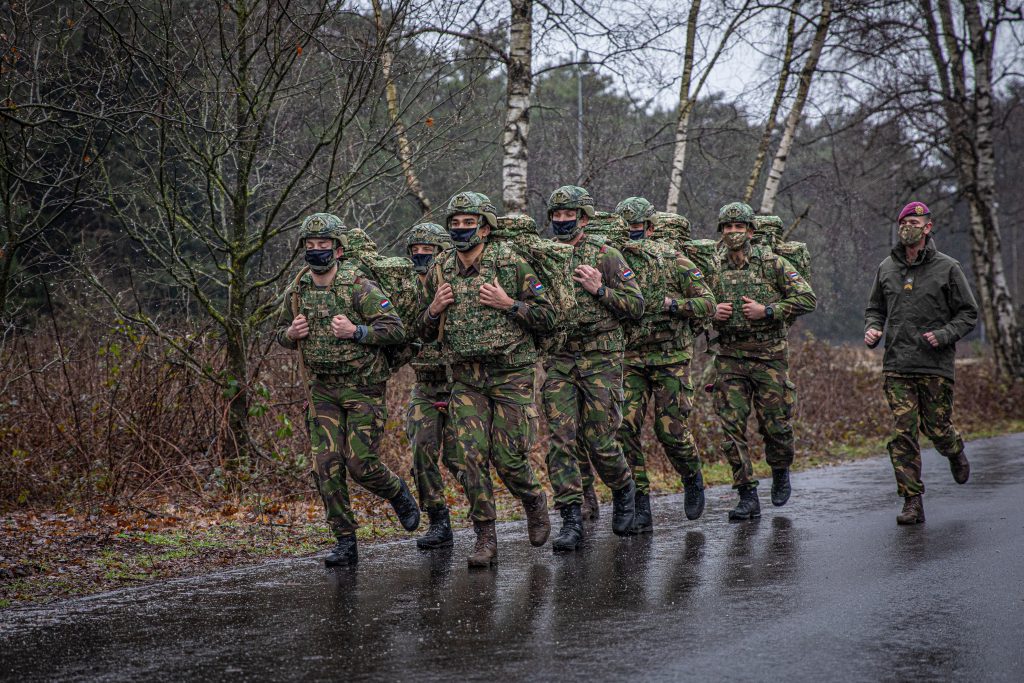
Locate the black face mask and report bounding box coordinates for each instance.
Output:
[450,228,481,252]
[628,229,646,241]
[551,219,578,240]
[304,248,336,273]
[411,253,434,273]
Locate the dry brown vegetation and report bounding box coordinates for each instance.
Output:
[2,326,1022,606]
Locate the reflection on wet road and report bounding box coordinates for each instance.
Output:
[3,435,1023,681]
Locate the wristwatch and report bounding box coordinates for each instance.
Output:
[764,304,775,320]
[505,301,521,317]
[595,285,607,298]
[351,325,366,342]
[668,299,679,314]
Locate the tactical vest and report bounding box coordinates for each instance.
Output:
[713,246,786,342]
[297,261,379,375]
[567,235,622,345]
[440,243,535,365]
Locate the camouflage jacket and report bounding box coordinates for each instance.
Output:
[713,244,816,361]
[416,241,556,369]
[626,245,716,367]
[564,234,645,353]
[276,261,405,385]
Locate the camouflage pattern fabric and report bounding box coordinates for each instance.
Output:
[416,242,557,367]
[883,373,965,497]
[619,361,700,495]
[308,381,404,536]
[542,353,633,508]
[448,364,544,522]
[713,356,796,489]
[407,380,463,511]
[563,235,645,352]
[276,261,405,386]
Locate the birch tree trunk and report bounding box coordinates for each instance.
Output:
[373,0,431,215]
[502,0,532,214]
[959,0,1022,376]
[743,0,800,205]
[759,0,832,214]
[665,0,702,214]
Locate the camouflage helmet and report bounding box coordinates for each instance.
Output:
[405,222,451,255]
[299,212,348,247]
[616,197,656,226]
[717,202,756,231]
[444,191,498,229]
[547,185,596,219]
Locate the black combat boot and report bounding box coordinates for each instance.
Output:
[325,534,358,567]
[522,491,551,547]
[552,504,584,552]
[771,468,792,507]
[582,484,600,521]
[683,470,706,520]
[416,507,454,550]
[390,479,421,532]
[467,520,497,568]
[632,490,653,534]
[611,479,637,536]
[728,485,761,522]
[897,494,925,525]
[948,451,970,485]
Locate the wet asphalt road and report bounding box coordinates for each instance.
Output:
[2,434,1023,682]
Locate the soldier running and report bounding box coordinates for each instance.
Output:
[417,192,553,568]
[277,213,420,567]
[710,202,816,521]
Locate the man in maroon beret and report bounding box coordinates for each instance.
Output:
[864,201,978,525]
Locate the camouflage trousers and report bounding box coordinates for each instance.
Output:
[713,355,796,489]
[619,360,700,495]
[883,373,965,497]
[449,363,544,523]
[407,379,463,512]
[543,352,633,508]
[308,380,403,537]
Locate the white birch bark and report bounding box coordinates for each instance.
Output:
[665,0,702,214]
[759,0,832,215]
[502,0,532,214]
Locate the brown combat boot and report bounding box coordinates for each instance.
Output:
[897,494,925,525]
[948,451,970,485]
[522,491,551,547]
[467,520,497,568]
[582,484,600,521]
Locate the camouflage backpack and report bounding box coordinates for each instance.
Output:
[491,214,580,353]
[753,215,812,284]
[343,228,420,369]
[616,239,673,347]
[584,211,628,244]
[651,211,692,243]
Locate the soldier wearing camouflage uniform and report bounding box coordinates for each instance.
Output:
[710,202,816,521]
[864,201,977,525]
[405,223,464,549]
[542,185,645,551]
[417,192,553,568]
[615,197,717,531]
[277,213,420,567]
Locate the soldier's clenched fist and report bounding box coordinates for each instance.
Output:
[331,314,357,339]
[714,302,733,321]
[864,328,882,347]
[572,264,603,295]
[286,314,309,341]
[429,283,455,317]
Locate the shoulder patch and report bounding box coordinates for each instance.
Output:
[689,268,703,279]
[619,267,635,281]
[786,271,802,281]
[526,274,545,294]
[379,298,393,311]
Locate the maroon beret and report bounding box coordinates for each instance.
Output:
[898,201,930,221]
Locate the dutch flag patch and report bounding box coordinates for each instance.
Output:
[380,299,392,310]
[620,269,635,281]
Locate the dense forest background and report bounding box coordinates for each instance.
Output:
[2,0,1023,507]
